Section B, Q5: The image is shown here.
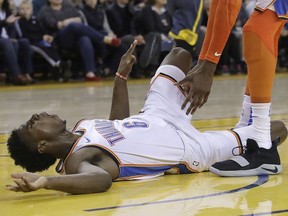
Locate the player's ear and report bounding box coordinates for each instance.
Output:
[37,141,47,154]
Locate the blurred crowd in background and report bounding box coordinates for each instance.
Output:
[0,0,287,85]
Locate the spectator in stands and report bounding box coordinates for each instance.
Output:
[0,0,33,85]
[37,0,121,81]
[135,0,174,69]
[106,0,145,78]
[167,0,204,60]
[32,0,47,16]
[18,0,72,81]
[82,0,113,35]
[82,0,126,76]
[67,0,83,8]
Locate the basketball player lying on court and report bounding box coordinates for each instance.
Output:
[6,41,288,195]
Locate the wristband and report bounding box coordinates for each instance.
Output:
[116,72,128,80]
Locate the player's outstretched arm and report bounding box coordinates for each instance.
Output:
[109,40,137,120]
[6,162,112,194]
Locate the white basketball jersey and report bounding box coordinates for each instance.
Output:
[255,0,288,19]
[56,115,190,180]
[256,0,275,9]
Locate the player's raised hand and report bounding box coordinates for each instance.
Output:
[175,60,217,115]
[116,40,137,79]
[6,172,47,193]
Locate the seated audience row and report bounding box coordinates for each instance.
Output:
[1,0,287,85]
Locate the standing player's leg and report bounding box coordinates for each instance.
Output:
[234,81,252,128]
[210,9,286,176]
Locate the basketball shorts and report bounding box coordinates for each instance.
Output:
[256,0,288,19]
[140,65,252,172]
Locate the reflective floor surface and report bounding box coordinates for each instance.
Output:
[1,73,288,216]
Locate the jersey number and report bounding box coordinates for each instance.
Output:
[123,121,148,128]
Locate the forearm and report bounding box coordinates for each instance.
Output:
[109,76,130,120]
[199,0,242,64]
[45,173,112,194]
[108,40,137,120]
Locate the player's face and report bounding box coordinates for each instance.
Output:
[17,112,67,150]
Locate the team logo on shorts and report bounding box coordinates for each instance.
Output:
[193,161,199,166]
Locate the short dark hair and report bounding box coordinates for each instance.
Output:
[7,129,57,172]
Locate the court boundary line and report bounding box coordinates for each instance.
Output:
[84,175,269,212]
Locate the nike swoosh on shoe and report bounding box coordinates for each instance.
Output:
[261,166,278,174]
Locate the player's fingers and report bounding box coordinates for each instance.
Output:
[191,106,198,115]
[13,178,29,192]
[132,40,138,48]
[6,184,21,192]
[129,55,136,65]
[22,177,37,191]
[186,95,202,115]
[22,177,31,187]
[126,40,137,55]
[185,96,197,115]
[199,94,209,108]
[185,103,194,115]
[13,179,24,191]
[175,78,188,87]
[181,94,192,110]
[11,173,23,179]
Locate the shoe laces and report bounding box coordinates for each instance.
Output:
[232,145,246,156]
[232,139,260,156]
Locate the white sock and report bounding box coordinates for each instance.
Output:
[250,103,272,149]
[233,125,254,152]
[235,95,252,128]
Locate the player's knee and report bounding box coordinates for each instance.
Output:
[169,47,188,56]
[271,120,288,145]
[167,47,192,73]
[243,29,263,63]
[278,122,288,144]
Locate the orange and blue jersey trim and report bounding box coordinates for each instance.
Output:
[229,129,244,155]
[116,162,197,180]
[149,72,186,96]
[117,164,175,180]
[55,128,86,174]
[255,0,288,19]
